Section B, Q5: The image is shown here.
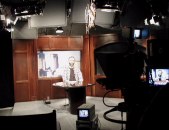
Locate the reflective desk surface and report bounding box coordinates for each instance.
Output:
[52,81,94,88]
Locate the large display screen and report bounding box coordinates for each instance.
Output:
[37,51,81,78]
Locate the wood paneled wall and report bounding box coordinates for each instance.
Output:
[13,35,91,102]
[13,34,122,102]
[13,40,37,102]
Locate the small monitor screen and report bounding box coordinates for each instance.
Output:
[148,68,169,86]
[133,29,141,39]
[141,28,149,39]
[79,110,89,118]
[133,28,149,39]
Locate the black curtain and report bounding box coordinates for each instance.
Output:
[0,28,14,108]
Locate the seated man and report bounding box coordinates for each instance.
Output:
[152,69,169,86]
[62,56,83,87]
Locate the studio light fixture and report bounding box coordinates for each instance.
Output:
[56,27,63,33]
[95,0,121,13]
[144,0,168,26]
[4,17,19,32]
[5,24,14,32]
[0,0,46,17]
[144,14,164,26]
[101,2,120,12]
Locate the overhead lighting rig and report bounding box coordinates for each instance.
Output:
[0,0,46,32]
[94,0,122,13]
[12,1,46,17]
[144,0,168,26]
[0,0,46,17]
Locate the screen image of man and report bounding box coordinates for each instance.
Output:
[62,56,83,86]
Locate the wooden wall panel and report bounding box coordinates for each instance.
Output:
[14,82,30,102]
[29,40,38,101]
[37,37,50,50]
[68,36,83,49]
[50,36,68,49]
[51,78,66,99]
[37,79,51,100]
[89,35,96,96]
[13,40,37,102]
[37,36,83,50]
[82,35,92,96]
[13,41,30,102]
[13,40,28,50]
[14,53,28,81]
[38,78,66,100]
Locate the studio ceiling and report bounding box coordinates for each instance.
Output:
[0,0,169,36]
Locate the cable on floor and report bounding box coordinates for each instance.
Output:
[102,90,118,107]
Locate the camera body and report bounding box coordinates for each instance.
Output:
[95,39,169,130]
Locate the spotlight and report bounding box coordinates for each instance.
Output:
[1,0,47,17]
[144,15,161,26]
[56,27,63,33]
[101,3,120,12]
[95,0,120,12]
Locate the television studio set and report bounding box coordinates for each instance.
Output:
[1,0,169,130]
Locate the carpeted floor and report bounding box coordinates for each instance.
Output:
[0,96,126,130]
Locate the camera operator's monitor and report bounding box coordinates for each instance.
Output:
[141,28,149,39]
[77,103,95,121]
[133,29,141,39]
[147,67,169,87]
[133,28,149,39]
[79,110,89,118]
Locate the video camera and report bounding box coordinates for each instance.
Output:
[95,39,169,130]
